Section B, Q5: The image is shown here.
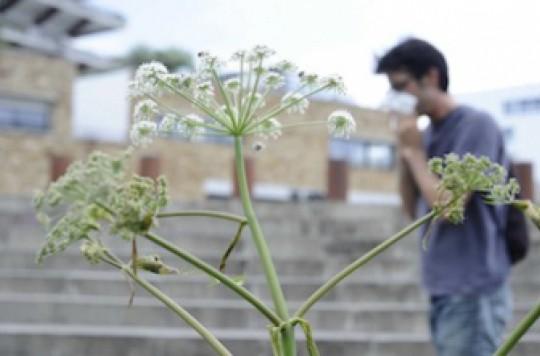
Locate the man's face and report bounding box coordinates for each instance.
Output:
[387,70,438,116]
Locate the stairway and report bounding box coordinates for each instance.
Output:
[1,197,539,356]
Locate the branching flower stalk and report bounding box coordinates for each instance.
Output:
[495,199,540,355]
[90,244,233,356]
[126,45,353,355]
[33,45,528,356]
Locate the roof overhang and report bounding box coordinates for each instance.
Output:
[0,0,125,37]
[0,0,125,71]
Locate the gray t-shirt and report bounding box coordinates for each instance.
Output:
[417,105,510,296]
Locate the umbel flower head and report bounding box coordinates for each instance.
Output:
[428,153,521,223]
[127,45,356,147]
[327,110,356,139]
[33,151,169,263]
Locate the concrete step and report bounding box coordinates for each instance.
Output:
[0,218,420,254]
[0,293,537,334]
[0,268,424,303]
[3,268,540,304]
[1,323,540,356]
[0,293,428,333]
[0,247,421,279]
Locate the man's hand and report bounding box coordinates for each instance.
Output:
[395,117,443,210]
[397,117,423,159]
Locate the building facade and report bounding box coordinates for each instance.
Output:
[0,1,399,203]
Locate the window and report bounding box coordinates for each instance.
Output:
[0,96,51,132]
[503,97,540,115]
[329,138,396,170]
[367,143,394,169]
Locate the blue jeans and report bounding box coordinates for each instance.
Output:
[429,283,512,356]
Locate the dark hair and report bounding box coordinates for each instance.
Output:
[375,38,449,92]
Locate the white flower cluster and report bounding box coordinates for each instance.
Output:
[127,45,356,147]
[327,110,356,139]
[256,118,283,140]
[133,99,159,122]
[281,92,309,114]
[130,121,157,147]
[129,62,168,98]
[129,96,207,147]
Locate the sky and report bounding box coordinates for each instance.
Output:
[78,0,540,108]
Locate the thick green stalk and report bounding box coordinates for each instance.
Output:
[157,210,247,224]
[143,231,281,325]
[294,210,436,318]
[99,256,231,356]
[495,299,540,355]
[233,136,296,355]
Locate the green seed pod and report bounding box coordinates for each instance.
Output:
[135,255,179,275]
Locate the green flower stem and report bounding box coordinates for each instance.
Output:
[294,210,436,319]
[244,85,329,133]
[240,58,263,127]
[239,60,253,123]
[279,121,328,129]
[211,69,238,131]
[237,56,245,118]
[93,200,116,216]
[119,263,232,356]
[495,299,540,355]
[143,231,281,326]
[249,82,307,128]
[146,94,228,134]
[156,210,247,225]
[244,120,328,136]
[234,136,296,356]
[241,86,272,132]
[158,79,233,132]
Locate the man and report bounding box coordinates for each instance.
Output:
[375,38,512,356]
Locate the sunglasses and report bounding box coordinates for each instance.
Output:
[390,77,411,92]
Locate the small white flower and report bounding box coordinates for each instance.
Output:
[253,66,268,76]
[251,92,266,108]
[281,92,309,114]
[231,50,247,61]
[129,61,168,97]
[178,114,205,138]
[160,73,190,92]
[224,78,241,93]
[180,74,197,90]
[130,121,157,147]
[327,110,356,139]
[194,81,214,104]
[133,99,159,122]
[159,113,180,133]
[257,118,282,140]
[273,60,297,73]
[299,72,319,87]
[264,72,284,89]
[135,61,168,82]
[321,74,346,94]
[248,45,276,61]
[197,51,221,73]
